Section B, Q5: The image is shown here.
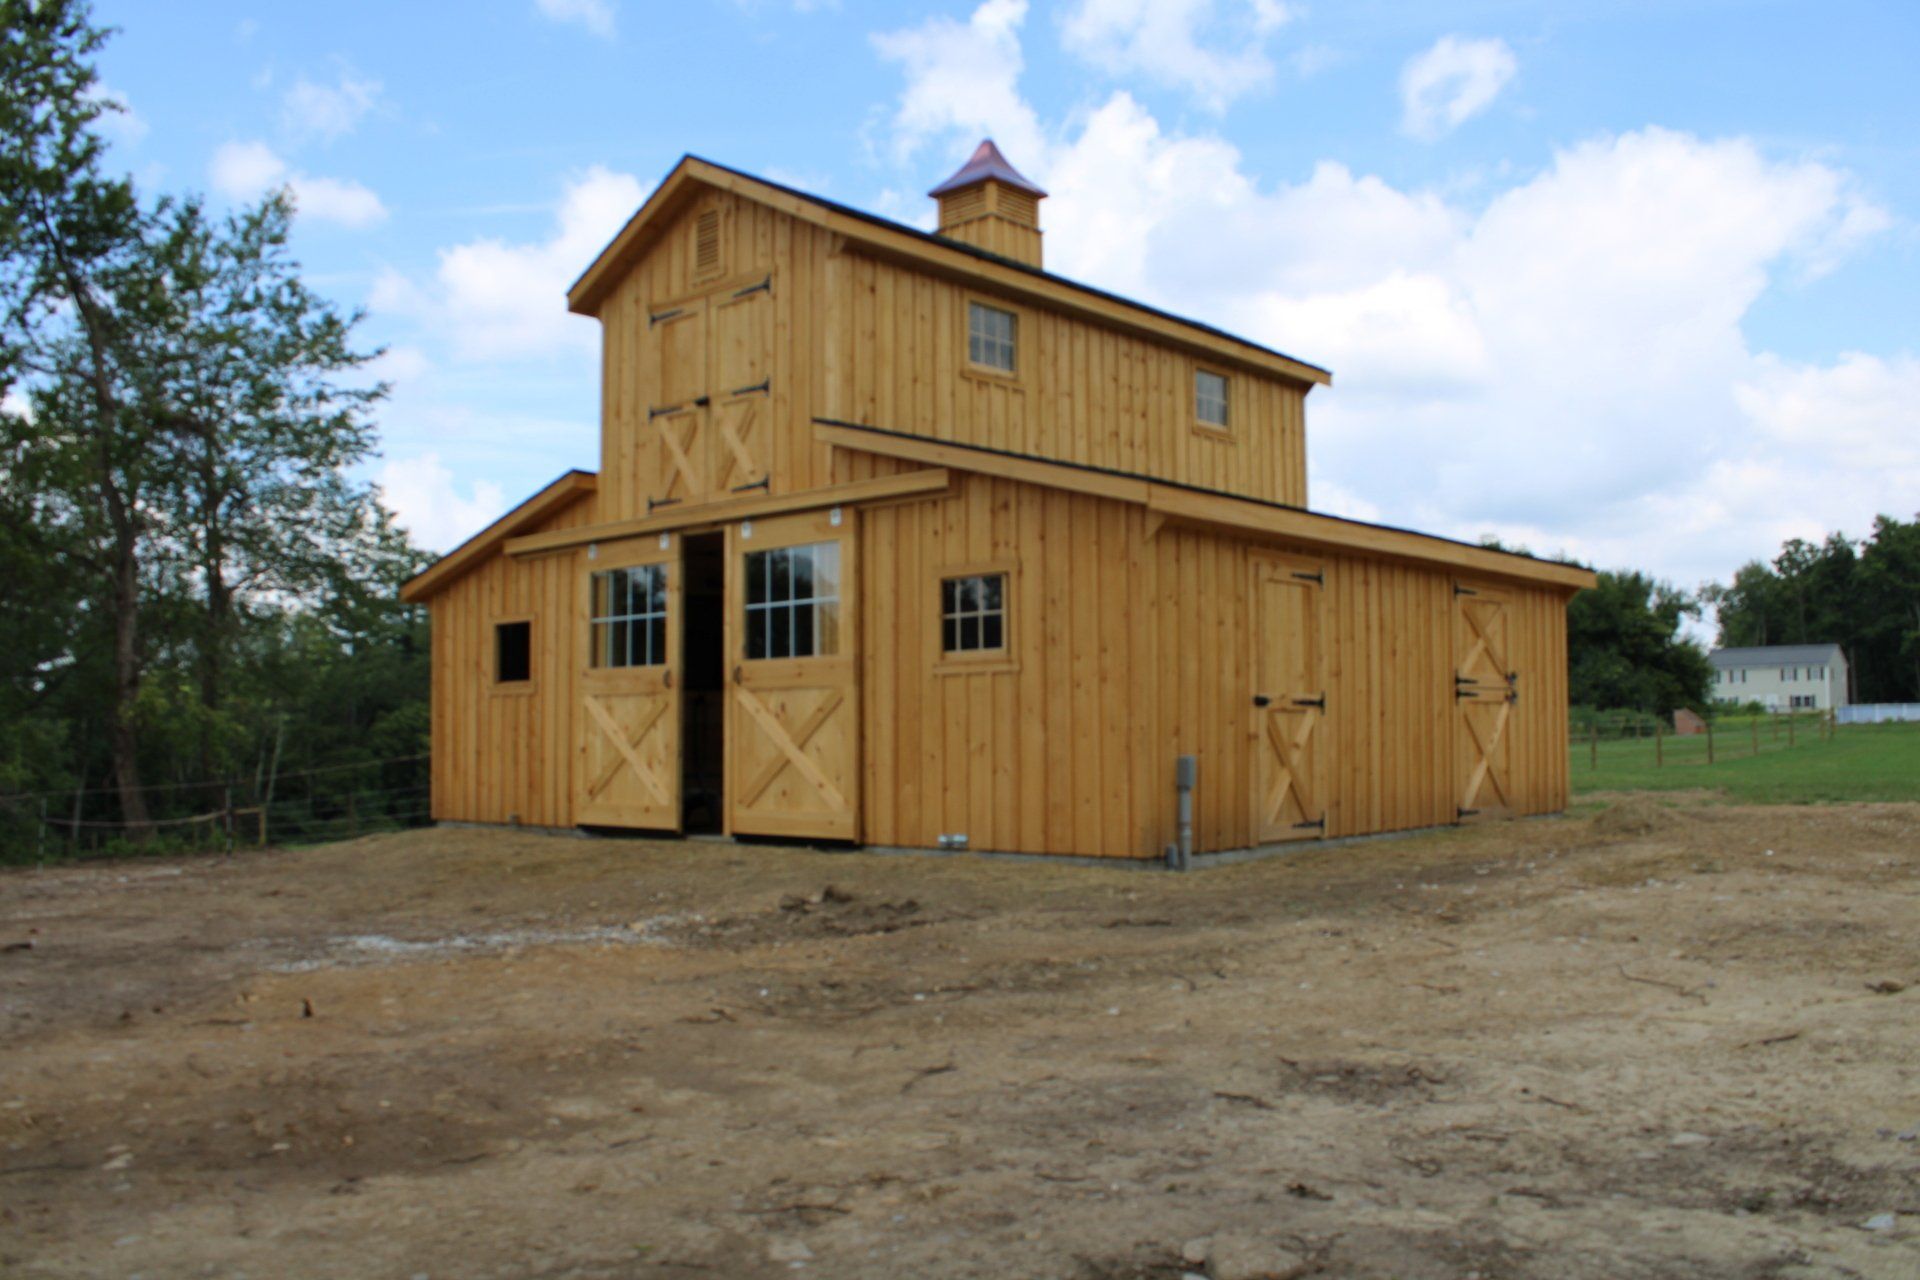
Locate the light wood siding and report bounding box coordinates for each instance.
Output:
[858,474,1571,858]
[428,495,597,827]
[596,191,836,520]
[825,250,1309,508]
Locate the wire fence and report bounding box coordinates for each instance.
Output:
[0,753,432,866]
[1569,708,1837,773]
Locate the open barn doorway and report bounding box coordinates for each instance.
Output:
[680,532,727,832]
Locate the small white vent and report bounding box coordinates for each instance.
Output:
[693,208,723,281]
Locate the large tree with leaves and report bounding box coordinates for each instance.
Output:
[2,1,415,840]
[1566,570,1713,715]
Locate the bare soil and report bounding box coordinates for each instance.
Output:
[2,800,1917,1279]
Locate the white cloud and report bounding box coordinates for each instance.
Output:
[871,0,1044,167]
[1061,0,1294,111]
[282,70,381,143]
[376,452,508,552]
[869,7,1902,588]
[534,0,616,38]
[1400,35,1517,140]
[208,140,388,228]
[372,165,643,361]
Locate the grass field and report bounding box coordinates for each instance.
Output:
[1570,718,1920,803]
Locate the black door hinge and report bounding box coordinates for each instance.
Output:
[648,403,680,421]
[1252,694,1272,708]
[646,495,682,514]
[1457,807,1480,820]
[648,307,684,327]
[1294,816,1326,831]
[730,378,771,397]
[1291,570,1324,584]
[733,275,771,298]
[731,476,771,493]
[1292,695,1325,708]
[1454,584,1478,596]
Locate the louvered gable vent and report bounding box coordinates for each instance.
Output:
[693,207,723,282]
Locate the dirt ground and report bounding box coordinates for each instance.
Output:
[2,799,1917,1279]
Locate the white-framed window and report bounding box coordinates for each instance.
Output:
[941,573,1007,654]
[591,564,668,668]
[1195,369,1229,428]
[967,301,1017,374]
[745,541,841,659]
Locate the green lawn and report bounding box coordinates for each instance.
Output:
[1569,720,1920,804]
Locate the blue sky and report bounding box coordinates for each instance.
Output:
[89,0,1919,595]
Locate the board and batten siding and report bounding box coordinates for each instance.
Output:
[589,190,1310,518]
[428,495,597,828]
[858,472,1572,858]
[824,248,1310,509]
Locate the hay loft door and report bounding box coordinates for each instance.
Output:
[726,508,859,841]
[647,299,709,506]
[644,275,773,509]
[577,540,683,831]
[1250,551,1328,844]
[1453,581,1517,823]
[709,278,771,494]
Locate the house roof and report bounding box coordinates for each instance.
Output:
[1709,644,1846,668]
[565,154,1331,388]
[399,469,596,603]
[929,139,1047,198]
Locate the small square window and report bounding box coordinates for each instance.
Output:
[1195,369,1229,428]
[496,621,532,684]
[941,573,1007,655]
[967,302,1017,374]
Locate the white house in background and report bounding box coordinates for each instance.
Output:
[1708,644,1850,711]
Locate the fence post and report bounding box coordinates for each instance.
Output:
[1706,719,1715,765]
[1751,718,1759,757]
[37,797,47,862]
[1787,714,1795,748]
[1590,724,1599,770]
[347,791,359,839]
[1656,723,1664,768]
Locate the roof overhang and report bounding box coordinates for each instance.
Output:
[399,470,597,603]
[814,419,1596,594]
[567,156,1332,390]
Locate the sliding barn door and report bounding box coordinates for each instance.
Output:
[1250,551,1328,844]
[1453,581,1516,823]
[726,509,859,840]
[578,541,683,831]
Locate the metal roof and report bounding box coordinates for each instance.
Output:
[1709,644,1846,667]
[928,139,1048,199]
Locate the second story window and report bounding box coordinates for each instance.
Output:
[968,301,1017,374]
[1195,369,1229,428]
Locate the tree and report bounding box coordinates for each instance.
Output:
[1,0,156,831]
[1705,517,1920,703]
[1566,570,1712,715]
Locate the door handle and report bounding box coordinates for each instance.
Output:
[663,669,674,689]
[733,664,743,685]
[1252,694,1272,708]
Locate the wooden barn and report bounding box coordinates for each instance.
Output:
[400,141,1595,862]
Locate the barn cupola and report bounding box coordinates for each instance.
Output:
[930,139,1047,269]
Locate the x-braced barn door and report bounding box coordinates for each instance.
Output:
[1453,581,1517,823]
[646,299,708,508]
[709,276,771,494]
[577,540,683,830]
[1250,551,1328,844]
[644,275,774,510]
[726,509,859,840]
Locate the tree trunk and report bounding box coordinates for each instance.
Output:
[108,519,151,836]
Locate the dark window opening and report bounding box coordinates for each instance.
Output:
[591,564,669,668]
[941,573,1007,654]
[495,620,532,684]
